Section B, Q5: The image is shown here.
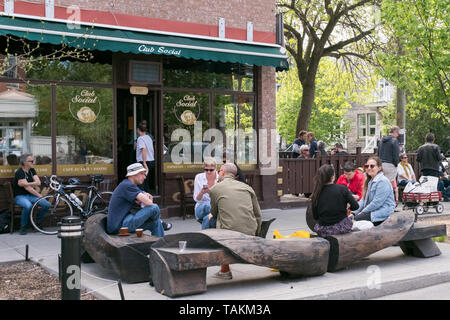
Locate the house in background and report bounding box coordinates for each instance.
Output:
[346,78,395,153]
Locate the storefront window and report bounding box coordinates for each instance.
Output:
[26,60,112,83]
[163,91,211,172]
[55,86,113,176]
[0,85,52,176]
[214,94,235,155]
[236,96,256,166]
[163,59,254,92]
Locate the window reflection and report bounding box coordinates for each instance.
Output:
[0,85,52,176]
[56,86,113,176]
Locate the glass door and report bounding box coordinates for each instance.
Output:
[117,89,159,194]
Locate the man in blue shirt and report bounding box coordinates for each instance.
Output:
[107,163,166,236]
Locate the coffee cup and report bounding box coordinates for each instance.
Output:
[136,228,143,238]
[119,227,129,236]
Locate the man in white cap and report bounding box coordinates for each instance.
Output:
[106,163,171,236]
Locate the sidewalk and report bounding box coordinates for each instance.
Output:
[1,203,450,300]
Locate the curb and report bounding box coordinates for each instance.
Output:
[301,271,450,300]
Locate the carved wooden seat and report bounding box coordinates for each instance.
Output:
[149,229,331,297]
[305,204,446,271]
[82,214,160,283]
[398,223,447,258]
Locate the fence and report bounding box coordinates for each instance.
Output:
[277,147,419,196]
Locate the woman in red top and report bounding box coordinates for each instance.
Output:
[336,161,365,201]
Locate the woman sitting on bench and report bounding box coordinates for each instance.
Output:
[353,156,396,226]
[311,164,359,237]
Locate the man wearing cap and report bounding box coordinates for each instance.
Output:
[106,163,170,236]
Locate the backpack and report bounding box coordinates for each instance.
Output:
[0,209,11,234]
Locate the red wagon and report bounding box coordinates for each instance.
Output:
[402,191,444,215]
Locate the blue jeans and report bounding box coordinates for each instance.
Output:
[195,202,216,230]
[14,194,51,228]
[398,179,415,187]
[121,204,164,237]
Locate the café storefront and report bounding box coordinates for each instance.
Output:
[0,15,288,216]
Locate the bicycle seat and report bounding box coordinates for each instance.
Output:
[91,174,104,183]
[68,178,81,185]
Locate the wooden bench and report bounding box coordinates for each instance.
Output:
[306,204,447,271]
[398,223,447,258]
[149,229,330,297]
[82,214,160,283]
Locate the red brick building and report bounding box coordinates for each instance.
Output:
[0,0,287,216]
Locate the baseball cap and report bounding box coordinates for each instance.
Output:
[126,163,147,177]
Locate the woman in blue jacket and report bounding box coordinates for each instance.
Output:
[353,156,395,226]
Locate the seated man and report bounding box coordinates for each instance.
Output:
[336,161,365,200]
[209,163,262,280]
[13,153,50,235]
[106,163,171,236]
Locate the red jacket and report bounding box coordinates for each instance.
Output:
[336,170,365,200]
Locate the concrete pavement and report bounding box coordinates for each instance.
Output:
[1,202,450,300]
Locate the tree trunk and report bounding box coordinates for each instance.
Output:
[296,81,316,133]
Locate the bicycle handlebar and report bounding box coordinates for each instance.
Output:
[49,175,61,192]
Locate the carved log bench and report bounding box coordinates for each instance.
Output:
[399,223,447,258]
[306,205,447,271]
[149,229,330,297]
[83,214,160,283]
[82,215,277,284]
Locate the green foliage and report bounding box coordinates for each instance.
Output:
[276,58,373,144]
[380,102,450,152]
[378,0,450,123]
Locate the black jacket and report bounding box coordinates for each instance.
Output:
[417,143,443,172]
[378,135,400,166]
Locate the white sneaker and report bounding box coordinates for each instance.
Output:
[212,271,232,280]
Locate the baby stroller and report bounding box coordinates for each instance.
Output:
[402,176,444,215]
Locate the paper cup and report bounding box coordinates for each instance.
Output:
[179,241,187,252]
[136,229,143,238]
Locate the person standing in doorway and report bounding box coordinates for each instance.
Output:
[136,120,155,193]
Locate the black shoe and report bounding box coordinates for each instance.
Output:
[19,228,27,235]
[162,221,172,231]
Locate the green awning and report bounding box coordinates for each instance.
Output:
[0,15,289,70]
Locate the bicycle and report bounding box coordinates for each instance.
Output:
[29,174,113,235]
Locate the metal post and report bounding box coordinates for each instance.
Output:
[58,216,84,300]
[117,279,125,300]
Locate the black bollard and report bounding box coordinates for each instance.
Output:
[58,216,84,300]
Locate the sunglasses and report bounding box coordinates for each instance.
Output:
[364,164,377,169]
[26,160,34,163]
[204,168,215,172]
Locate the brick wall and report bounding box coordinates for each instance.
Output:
[22,0,277,33]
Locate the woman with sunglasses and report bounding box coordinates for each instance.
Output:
[311,164,359,237]
[13,154,50,235]
[352,156,396,226]
[193,157,219,229]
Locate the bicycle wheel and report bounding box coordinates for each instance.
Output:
[30,194,73,235]
[89,191,113,215]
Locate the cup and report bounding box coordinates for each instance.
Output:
[136,228,143,238]
[119,227,129,236]
[179,241,187,252]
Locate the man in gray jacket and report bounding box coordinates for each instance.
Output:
[209,162,262,280]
